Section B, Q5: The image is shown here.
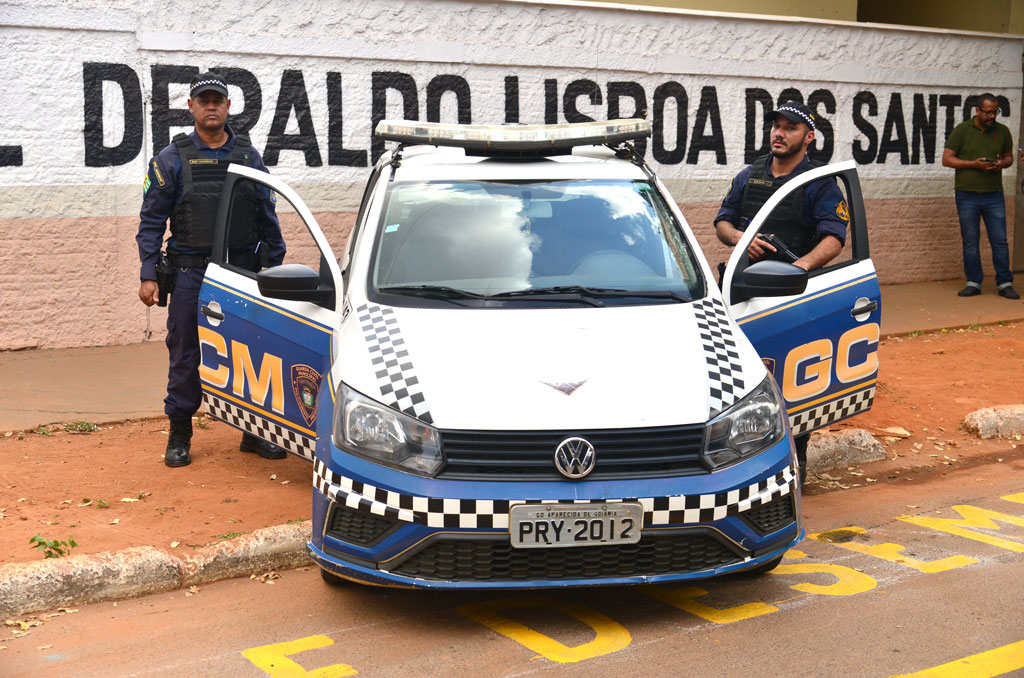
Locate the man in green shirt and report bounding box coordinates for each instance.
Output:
[942,93,1018,299]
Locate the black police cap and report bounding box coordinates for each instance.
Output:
[190,72,229,99]
[772,101,816,131]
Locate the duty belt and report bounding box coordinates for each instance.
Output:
[168,252,211,268]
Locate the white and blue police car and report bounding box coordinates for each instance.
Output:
[196,119,881,588]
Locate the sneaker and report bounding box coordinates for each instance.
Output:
[957,285,981,297]
[165,419,192,468]
[998,286,1021,300]
[240,432,288,459]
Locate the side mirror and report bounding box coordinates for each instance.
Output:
[257,264,335,306]
[731,260,808,301]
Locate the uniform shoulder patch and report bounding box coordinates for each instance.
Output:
[142,175,151,195]
[269,190,277,205]
[836,200,850,221]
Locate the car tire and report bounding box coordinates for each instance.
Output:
[320,567,347,586]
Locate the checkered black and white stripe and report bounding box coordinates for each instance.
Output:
[203,392,316,460]
[313,458,795,529]
[693,297,746,415]
[356,304,433,424]
[789,386,875,435]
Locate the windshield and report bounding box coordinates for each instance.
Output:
[370,179,705,305]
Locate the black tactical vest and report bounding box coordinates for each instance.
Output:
[169,133,258,252]
[738,155,824,258]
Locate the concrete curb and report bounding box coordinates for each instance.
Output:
[963,405,1024,439]
[0,522,311,617]
[806,428,887,473]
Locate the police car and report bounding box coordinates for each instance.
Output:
[197,119,880,589]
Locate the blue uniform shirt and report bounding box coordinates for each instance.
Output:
[714,155,849,247]
[136,124,285,281]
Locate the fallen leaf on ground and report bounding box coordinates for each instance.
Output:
[170,541,180,548]
[251,571,281,584]
[109,518,119,525]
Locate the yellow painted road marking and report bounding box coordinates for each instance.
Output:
[770,562,878,596]
[810,527,977,574]
[241,634,357,677]
[637,585,778,623]
[1003,492,1024,505]
[456,597,630,663]
[899,506,1024,553]
[891,639,1024,678]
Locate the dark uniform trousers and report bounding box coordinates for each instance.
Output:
[164,266,206,422]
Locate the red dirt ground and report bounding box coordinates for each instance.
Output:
[2,322,1023,566]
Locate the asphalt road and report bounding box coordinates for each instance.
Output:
[5,457,1024,678]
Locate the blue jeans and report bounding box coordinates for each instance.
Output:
[954,190,1013,287]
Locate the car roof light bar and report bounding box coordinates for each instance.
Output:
[374,119,651,156]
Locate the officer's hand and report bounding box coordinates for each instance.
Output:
[747,234,776,262]
[139,280,159,306]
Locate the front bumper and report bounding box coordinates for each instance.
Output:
[309,438,801,589]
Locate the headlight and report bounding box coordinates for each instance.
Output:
[703,375,786,470]
[333,383,443,476]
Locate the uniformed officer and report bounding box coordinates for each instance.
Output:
[713,101,851,482]
[714,101,848,270]
[136,72,287,468]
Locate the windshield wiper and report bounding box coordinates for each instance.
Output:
[377,284,485,305]
[492,286,689,304]
[488,286,605,307]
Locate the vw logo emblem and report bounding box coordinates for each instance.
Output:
[554,437,596,479]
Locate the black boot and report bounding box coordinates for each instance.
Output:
[240,432,287,459]
[165,419,192,468]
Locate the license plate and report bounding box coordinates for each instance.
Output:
[509,502,643,549]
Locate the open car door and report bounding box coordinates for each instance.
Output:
[722,160,881,436]
[197,164,342,461]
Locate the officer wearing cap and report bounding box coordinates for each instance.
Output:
[714,101,850,481]
[136,72,287,468]
[714,101,849,271]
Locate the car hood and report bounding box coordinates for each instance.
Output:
[335,299,765,430]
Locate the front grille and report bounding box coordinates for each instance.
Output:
[326,504,399,547]
[388,531,742,581]
[438,425,707,480]
[740,495,796,535]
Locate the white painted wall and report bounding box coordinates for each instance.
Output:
[0,0,1021,349]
